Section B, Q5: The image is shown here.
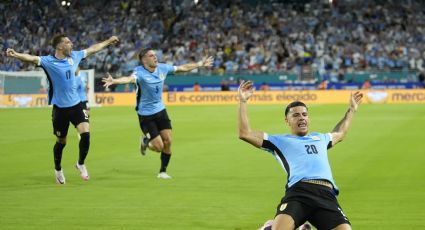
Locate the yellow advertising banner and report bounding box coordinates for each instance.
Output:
[2,89,425,107]
[0,94,49,107]
[164,89,425,105]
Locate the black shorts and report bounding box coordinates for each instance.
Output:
[275,181,350,230]
[81,100,90,111]
[52,103,89,138]
[138,109,172,140]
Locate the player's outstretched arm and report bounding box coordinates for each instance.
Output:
[85,36,119,57]
[175,56,214,73]
[238,80,264,148]
[5,48,39,65]
[330,91,363,146]
[102,72,135,89]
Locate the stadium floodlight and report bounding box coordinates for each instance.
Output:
[61,0,72,7]
[194,0,199,5]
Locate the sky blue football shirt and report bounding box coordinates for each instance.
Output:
[39,50,86,107]
[132,63,176,116]
[75,72,88,102]
[262,132,339,194]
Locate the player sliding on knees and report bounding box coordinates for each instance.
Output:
[6,34,119,184]
[238,80,363,230]
[102,48,213,179]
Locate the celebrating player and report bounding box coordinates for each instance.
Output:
[6,34,119,184]
[102,48,213,179]
[238,80,363,230]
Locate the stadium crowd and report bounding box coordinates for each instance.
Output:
[2,0,425,80]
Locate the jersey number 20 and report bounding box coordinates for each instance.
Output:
[305,145,318,154]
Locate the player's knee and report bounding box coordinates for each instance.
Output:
[332,224,352,230]
[162,137,172,148]
[151,142,164,152]
[77,122,90,133]
[272,214,295,230]
[57,137,67,145]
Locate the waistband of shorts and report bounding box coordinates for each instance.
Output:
[301,179,333,189]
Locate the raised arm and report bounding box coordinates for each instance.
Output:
[102,72,135,89]
[84,36,119,57]
[238,80,264,148]
[330,91,363,146]
[5,48,39,65]
[175,56,214,73]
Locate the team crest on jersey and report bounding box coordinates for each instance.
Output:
[159,73,164,80]
[311,136,320,140]
[279,203,288,211]
[67,58,74,65]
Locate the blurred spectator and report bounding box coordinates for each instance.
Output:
[317,80,328,90]
[163,84,169,92]
[220,80,230,91]
[361,79,372,89]
[260,82,270,91]
[193,82,201,92]
[39,85,47,94]
[419,72,425,88]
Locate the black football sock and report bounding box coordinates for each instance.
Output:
[160,152,171,173]
[53,142,66,171]
[78,132,90,165]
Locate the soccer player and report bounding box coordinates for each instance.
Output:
[238,80,363,230]
[6,34,119,184]
[75,67,90,117]
[102,48,213,179]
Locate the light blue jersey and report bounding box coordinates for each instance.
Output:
[39,50,86,107]
[76,73,88,102]
[262,132,339,194]
[132,63,176,116]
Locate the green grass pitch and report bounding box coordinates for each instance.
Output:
[0,104,424,229]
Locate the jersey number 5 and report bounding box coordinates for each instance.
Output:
[66,70,71,80]
[305,145,318,154]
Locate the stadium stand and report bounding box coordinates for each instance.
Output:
[1,0,425,88]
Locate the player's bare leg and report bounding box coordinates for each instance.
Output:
[272,214,295,230]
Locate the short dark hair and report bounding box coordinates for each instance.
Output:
[285,101,308,117]
[52,34,67,48]
[138,48,153,61]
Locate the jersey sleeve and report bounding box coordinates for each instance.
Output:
[325,133,333,149]
[73,50,87,63]
[38,56,47,67]
[261,133,278,155]
[130,70,138,82]
[164,64,176,74]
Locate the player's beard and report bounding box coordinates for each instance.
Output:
[64,48,72,57]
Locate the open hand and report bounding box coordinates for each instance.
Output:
[102,73,114,89]
[238,80,254,102]
[200,56,214,67]
[350,91,363,112]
